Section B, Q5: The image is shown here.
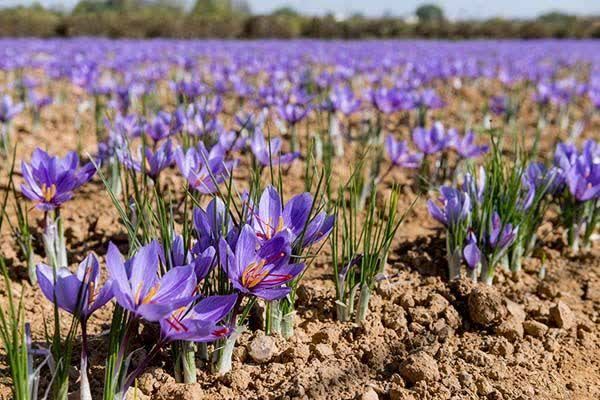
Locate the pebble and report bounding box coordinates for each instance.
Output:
[523,320,549,338]
[247,335,277,364]
[549,301,576,330]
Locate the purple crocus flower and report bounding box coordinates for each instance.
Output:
[36,253,113,320]
[565,154,600,201]
[427,187,471,227]
[250,186,334,248]
[250,128,299,167]
[174,143,234,194]
[219,225,303,301]
[277,102,311,126]
[554,142,578,172]
[329,85,361,116]
[488,212,518,251]
[489,95,508,115]
[106,241,198,321]
[123,139,174,179]
[463,232,481,270]
[193,197,237,252]
[415,89,444,110]
[29,91,53,112]
[21,148,96,211]
[159,294,237,342]
[145,111,172,142]
[463,168,486,204]
[412,122,451,155]
[385,135,423,168]
[0,94,24,123]
[448,130,488,158]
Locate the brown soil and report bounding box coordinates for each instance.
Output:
[0,84,599,400]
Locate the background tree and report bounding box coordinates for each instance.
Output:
[415,3,444,23]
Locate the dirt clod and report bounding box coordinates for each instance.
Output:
[468,286,506,326]
[399,351,440,384]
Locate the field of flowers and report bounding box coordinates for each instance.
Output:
[0,39,599,400]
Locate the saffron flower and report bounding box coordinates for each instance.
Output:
[36,253,113,319]
[488,212,518,252]
[250,186,334,248]
[0,94,24,123]
[106,241,198,321]
[123,139,175,179]
[174,142,234,194]
[219,225,304,301]
[565,153,600,201]
[412,123,451,155]
[21,148,96,211]
[448,130,488,159]
[250,128,299,166]
[385,135,423,168]
[427,187,471,228]
[159,294,237,342]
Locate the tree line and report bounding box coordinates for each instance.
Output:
[0,1,599,39]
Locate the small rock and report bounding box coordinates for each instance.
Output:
[361,387,379,400]
[314,343,335,360]
[495,317,524,340]
[223,369,252,390]
[549,301,576,330]
[247,335,277,364]
[399,351,440,384]
[505,299,526,323]
[523,320,549,338]
[468,286,506,326]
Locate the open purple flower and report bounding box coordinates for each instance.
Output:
[448,130,488,158]
[250,186,334,248]
[250,128,299,166]
[106,241,198,321]
[174,143,234,194]
[159,294,237,342]
[36,253,113,320]
[412,122,451,155]
[124,139,175,179]
[385,135,423,168]
[21,148,96,211]
[328,85,361,116]
[427,187,471,227]
[219,225,303,301]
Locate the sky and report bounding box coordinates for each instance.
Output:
[3,0,600,19]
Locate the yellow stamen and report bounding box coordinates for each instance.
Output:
[41,183,56,202]
[241,259,268,288]
[135,282,160,305]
